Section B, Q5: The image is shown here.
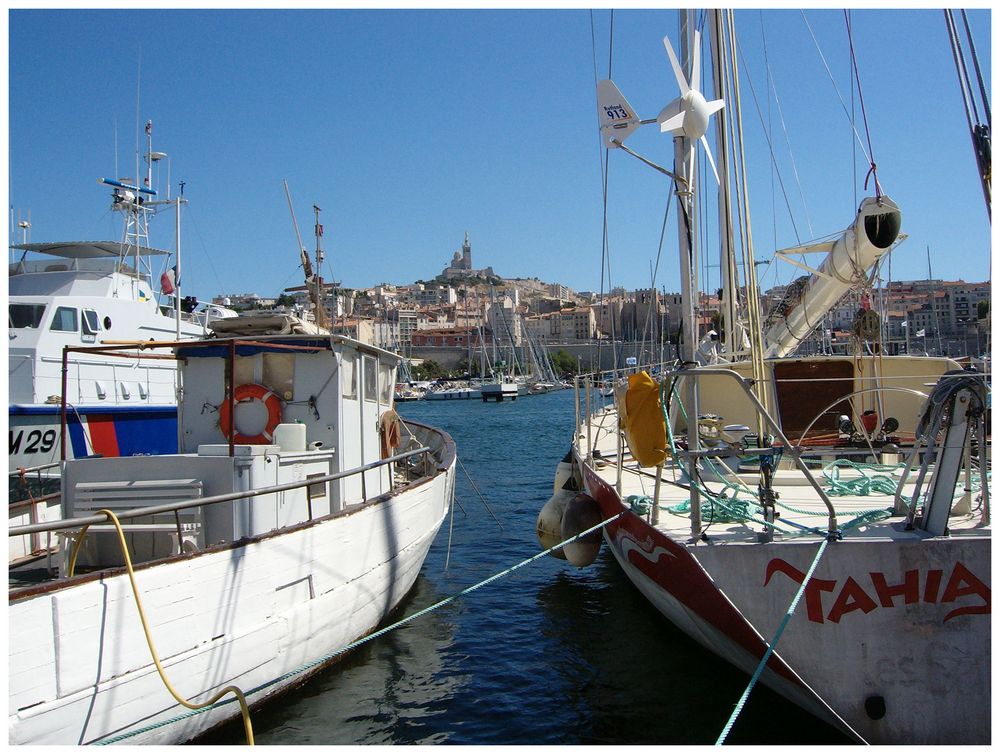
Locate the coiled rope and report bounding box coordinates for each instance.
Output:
[92,510,625,745]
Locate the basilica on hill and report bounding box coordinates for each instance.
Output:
[441,232,496,280]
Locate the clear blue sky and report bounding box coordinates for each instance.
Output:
[8,8,992,306]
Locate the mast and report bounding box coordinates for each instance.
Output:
[314,204,330,330]
[673,11,702,535]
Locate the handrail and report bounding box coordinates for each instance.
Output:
[665,365,842,536]
[9,445,433,538]
[9,460,63,476]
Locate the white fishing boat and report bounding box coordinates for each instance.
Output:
[8,329,456,745]
[540,10,989,745]
[8,122,235,481]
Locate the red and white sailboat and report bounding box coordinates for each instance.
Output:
[541,9,989,744]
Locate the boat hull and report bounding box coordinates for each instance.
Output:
[8,455,455,745]
[582,462,990,744]
[9,404,178,474]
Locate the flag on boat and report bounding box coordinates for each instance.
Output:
[916,328,926,337]
[160,265,179,295]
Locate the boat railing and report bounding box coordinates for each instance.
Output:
[575,365,842,539]
[8,444,435,541]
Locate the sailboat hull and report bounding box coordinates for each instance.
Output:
[583,463,990,744]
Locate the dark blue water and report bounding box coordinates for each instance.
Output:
[204,391,849,745]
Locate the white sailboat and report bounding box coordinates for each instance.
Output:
[8,330,456,744]
[541,10,989,744]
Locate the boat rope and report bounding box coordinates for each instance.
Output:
[654,378,923,536]
[79,509,255,746]
[715,536,830,745]
[92,511,626,745]
[458,455,504,531]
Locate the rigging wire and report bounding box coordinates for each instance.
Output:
[843,10,881,199]
[944,9,991,217]
[959,10,991,127]
[799,12,873,169]
[733,31,804,245]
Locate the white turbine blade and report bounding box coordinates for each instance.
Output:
[659,111,687,134]
[705,98,725,116]
[691,29,702,93]
[701,135,720,184]
[662,35,690,95]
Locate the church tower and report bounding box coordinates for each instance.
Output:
[461,231,472,270]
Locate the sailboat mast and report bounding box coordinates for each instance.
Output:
[710,10,739,358]
[673,11,702,535]
[675,17,699,365]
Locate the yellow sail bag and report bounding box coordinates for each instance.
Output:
[620,371,667,467]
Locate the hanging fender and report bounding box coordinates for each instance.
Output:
[218,383,282,444]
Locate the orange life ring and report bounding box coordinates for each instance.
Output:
[218,383,282,444]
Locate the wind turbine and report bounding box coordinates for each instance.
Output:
[656,30,725,183]
[595,30,725,184]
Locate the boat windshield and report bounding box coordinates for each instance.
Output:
[9,303,47,329]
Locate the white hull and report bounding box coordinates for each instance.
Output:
[9,451,455,745]
[575,361,991,744]
[424,387,481,400]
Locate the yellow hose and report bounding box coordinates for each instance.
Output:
[67,510,255,744]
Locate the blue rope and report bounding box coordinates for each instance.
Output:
[93,510,625,745]
[715,537,830,745]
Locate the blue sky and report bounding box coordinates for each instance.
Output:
[8,8,992,306]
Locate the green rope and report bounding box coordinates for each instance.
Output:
[626,495,652,515]
[716,538,831,745]
[92,510,626,745]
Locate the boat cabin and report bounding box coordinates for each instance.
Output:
[59,334,405,569]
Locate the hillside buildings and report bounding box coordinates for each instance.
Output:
[212,232,989,360]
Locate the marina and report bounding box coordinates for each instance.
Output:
[8,7,991,747]
[200,390,850,745]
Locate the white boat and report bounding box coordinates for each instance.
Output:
[8,331,456,744]
[424,382,481,400]
[8,122,235,482]
[540,10,989,745]
[479,375,519,402]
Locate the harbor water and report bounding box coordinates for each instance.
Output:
[203,390,849,745]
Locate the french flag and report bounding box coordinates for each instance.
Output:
[161,265,179,295]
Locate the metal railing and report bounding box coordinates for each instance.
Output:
[576,366,842,538]
[9,445,434,539]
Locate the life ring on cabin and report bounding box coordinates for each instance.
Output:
[218,383,282,444]
[379,410,403,459]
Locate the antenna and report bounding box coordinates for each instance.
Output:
[283,181,330,330]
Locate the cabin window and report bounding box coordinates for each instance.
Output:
[363,355,377,402]
[9,303,46,329]
[379,362,393,404]
[342,354,357,399]
[82,309,100,342]
[50,306,78,332]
